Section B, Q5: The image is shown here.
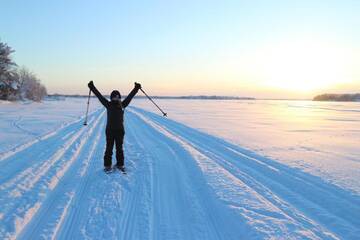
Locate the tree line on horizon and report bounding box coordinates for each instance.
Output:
[0,40,47,101]
[313,93,360,102]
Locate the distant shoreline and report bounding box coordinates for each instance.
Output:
[46,94,360,102]
[47,94,255,100]
[46,94,310,101]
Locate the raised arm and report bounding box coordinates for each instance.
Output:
[88,81,109,108]
[122,82,141,108]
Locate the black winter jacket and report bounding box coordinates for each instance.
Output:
[90,85,139,131]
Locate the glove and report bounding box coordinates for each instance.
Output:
[135,82,141,90]
[88,81,94,89]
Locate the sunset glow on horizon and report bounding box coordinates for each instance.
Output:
[243,37,357,93]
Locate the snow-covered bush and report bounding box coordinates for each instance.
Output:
[17,67,47,102]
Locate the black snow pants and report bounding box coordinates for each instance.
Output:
[104,129,125,167]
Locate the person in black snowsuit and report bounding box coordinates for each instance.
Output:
[88,81,141,172]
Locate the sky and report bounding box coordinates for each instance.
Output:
[1,0,359,98]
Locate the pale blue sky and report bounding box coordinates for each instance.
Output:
[1,0,359,97]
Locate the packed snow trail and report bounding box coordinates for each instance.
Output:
[129,107,360,239]
[0,107,359,239]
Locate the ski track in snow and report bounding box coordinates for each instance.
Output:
[0,107,359,239]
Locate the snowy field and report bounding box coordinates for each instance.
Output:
[134,99,360,195]
[0,98,102,156]
[0,97,359,239]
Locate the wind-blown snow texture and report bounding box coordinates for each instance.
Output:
[134,99,360,194]
[0,98,359,239]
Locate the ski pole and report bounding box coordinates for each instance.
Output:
[139,87,167,117]
[84,89,91,125]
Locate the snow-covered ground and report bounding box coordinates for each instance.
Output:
[0,98,101,156]
[133,99,360,195]
[0,98,359,239]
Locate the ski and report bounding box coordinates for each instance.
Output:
[104,167,114,174]
[104,166,127,174]
[114,165,127,174]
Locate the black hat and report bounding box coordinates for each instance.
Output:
[110,90,121,100]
